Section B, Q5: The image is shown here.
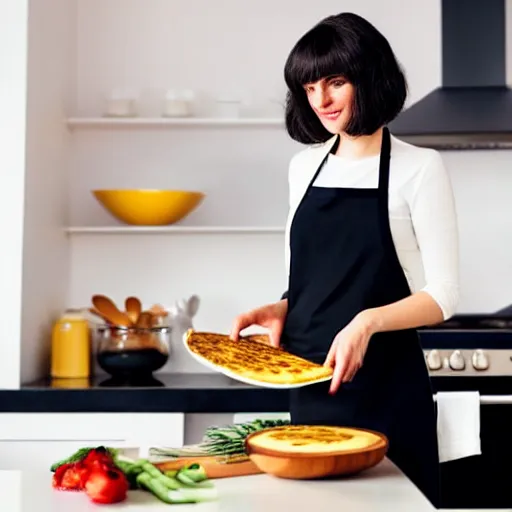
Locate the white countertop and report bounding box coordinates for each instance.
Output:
[0,458,501,512]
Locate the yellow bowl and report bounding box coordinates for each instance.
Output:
[92,189,205,226]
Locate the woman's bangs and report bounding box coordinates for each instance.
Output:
[285,26,349,90]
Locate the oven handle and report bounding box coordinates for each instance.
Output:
[434,394,512,404]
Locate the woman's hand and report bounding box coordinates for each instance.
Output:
[324,310,377,394]
[230,299,288,348]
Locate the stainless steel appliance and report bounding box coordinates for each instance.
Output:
[418,306,512,509]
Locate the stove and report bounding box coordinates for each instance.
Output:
[418,305,512,378]
[416,306,512,509]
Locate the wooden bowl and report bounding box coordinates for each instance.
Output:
[245,425,388,480]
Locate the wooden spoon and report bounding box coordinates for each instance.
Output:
[125,296,142,325]
[92,295,133,327]
[136,311,153,329]
[88,307,112,325]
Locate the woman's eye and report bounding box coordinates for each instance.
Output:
[332,80,345,88]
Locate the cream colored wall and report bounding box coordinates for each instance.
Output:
[20,0,76,383]
[0,0,28,388]
[13,0,512,382]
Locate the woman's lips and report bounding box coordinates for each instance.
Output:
[319,110,341,121]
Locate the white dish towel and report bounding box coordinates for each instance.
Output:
[436,391,482,463]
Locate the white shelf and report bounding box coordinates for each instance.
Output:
[67,117,285,129]
[66,226,285,234]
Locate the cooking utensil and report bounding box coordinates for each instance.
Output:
[86,308,112,324]
[125,296,142,325]
[136,311,153,329]
[148,304,169,327]
[92,295,133,327]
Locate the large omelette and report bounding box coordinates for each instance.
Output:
[184,330,333,387]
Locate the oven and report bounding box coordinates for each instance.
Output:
[418,307,512,509]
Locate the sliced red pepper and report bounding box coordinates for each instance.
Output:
[52,462,75,489]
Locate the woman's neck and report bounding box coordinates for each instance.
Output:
[334,127,384,159]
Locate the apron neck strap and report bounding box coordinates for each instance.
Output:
[377,127,391,192]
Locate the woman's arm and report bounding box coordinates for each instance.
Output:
[366,150,460,331]
[359,291,444,334]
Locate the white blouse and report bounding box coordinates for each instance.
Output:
[285,135,459,320]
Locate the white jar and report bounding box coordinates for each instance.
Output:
[104,89,138,117]
[162,89,195,117]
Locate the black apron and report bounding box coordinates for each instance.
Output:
[281,127,440,506]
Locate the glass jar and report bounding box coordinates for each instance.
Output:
[51,309,91,379]
[96,325,170,378]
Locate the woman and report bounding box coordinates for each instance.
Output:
[230,12,459,506]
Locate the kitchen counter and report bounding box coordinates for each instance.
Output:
[4,373,512,413]
[0,458,479,512]
[6,373,289,413]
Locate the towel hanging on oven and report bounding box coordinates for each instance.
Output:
[436,391,482,463]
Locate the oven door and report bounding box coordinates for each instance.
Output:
[439,399,512,509]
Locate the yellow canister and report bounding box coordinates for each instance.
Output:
[51,309,91,379]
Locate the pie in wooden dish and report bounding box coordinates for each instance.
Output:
[245,425,388,479]
[183,330,333,387]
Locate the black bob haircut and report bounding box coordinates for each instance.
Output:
[284,12,407,144]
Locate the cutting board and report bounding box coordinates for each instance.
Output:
[153,455,262,479]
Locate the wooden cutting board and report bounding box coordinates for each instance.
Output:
[153,455,262,479]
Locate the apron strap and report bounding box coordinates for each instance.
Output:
[377,126,391,192]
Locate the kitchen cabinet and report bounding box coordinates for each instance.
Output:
[0,413,184,471]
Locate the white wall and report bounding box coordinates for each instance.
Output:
[17,0,512,381]
[20,0,76,383]
[72,0,440,117]
[0,0,28,388]
[444,150,512,312]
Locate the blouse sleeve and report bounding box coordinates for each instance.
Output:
[408,151,460,320]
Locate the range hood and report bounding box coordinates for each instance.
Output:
[389,0,512,150]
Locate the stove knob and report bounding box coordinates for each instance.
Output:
[449,350,466,371]
[426,350,442,371]
[472,349,489,371]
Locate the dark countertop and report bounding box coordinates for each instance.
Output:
[4,373,291,413]
[2,372,512,413]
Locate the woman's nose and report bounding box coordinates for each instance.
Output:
[312,90,331,110]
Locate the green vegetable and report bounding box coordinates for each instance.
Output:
[178,463,207,482]
[113,457,144,489]
[136,459,181,490]
[50,447,119,472]
[137,472,179,503]
[149,418,290,461]
[174,463,213,488]
[200,418,290,457]
[136,461,218,504]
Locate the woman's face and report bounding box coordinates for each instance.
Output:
[303,75,355,134]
